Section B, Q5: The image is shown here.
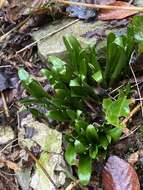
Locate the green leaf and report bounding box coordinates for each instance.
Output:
[18,68,29,81]
[63,35,81,72]
[104,33,133,86]
[48,56,66,75]
[89,146,98,159]
[75,120,88,135]
[47,110,69,121]
[18,69,51,99]
[107,127,123,141]
[128,16,143,53]
[78,155,92,185]
[70,78,81,87]
[128,16,143,41]
[65,143,76,165]
[100,136,109,150]
[92,70,103,83]
[74,140,86,153]
[66,109,77,120]
[103,95,130,127]
[86,124,98,141]
[79,57,87,78]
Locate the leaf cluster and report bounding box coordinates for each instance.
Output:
[18,16,143,185]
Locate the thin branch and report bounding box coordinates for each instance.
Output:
[27,150,58,190]
[129,51,143,117]
[0,16,30,42]
[120,124,141,140]
[56,0,143,11]
[66,180,80,190]
[122,103,141,125]
[1,92,10,118]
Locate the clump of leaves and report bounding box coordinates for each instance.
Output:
[18,26,135,185]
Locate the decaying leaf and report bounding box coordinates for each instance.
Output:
[0,0,5,8]
[0,159,21,172]
[102,156,140,190]
[98,1,138,20]
[128,151,139,165]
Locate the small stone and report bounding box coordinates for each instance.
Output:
[32,18,107,60]
[18,113,68,190]
[32,18,127,62]
[0,126,15,145]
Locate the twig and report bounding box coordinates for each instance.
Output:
[56,0,143,11]
[120,124,141,140]
[121,103,141,135]
[66,180,80,190]
[16,19,79,54]
[0,16,30,42]
[122,104,141,125]
[129,51,143,117]
[1,91,10,118]
[27,150,58,190]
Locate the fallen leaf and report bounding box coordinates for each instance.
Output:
[6,160,21,171]
[0,159,21,171]
[102,155,140,190]
[0,0,5,8]
[128,151,139,165]
[98,1,138,20]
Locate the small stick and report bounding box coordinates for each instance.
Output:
[66,180,80,190]
[122,104,141,125]
[16,19,79,54]
[1,91,10,117]
[27,150,58,190]
[120,124,141,140]
[129,51,143,116]
[0,16,30,42]
[56,0,143,11]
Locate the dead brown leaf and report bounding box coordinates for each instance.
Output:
[98,1,138,20]
[0,0,5,8]
[6,160,21,171]
[128,151,139,165]
[102,155,140,190]
[0,159,21,172]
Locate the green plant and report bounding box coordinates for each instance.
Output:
[19,33,132,185]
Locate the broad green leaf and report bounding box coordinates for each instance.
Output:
[48,56,66,75]
[18,68,29,81]
[92,70,103,83]
[47,110,69,121]
[128,16,143,41]
[128,16,143,53]
[75,120,88,135]
[78,155,92,185]
[70,78,81,87]
[106,134,112,143]
[65,143,76,165]
[86,124,98,141]
[89,146,98,159]
[100,136,108,150]
[18,69,51,99]
[103,95,130,127]
[79,57,87,78]
[74,140,86,153]
[63,35,81,72]
[66,109,77,120]
[107,127,123,141]
[104,32,133,86]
